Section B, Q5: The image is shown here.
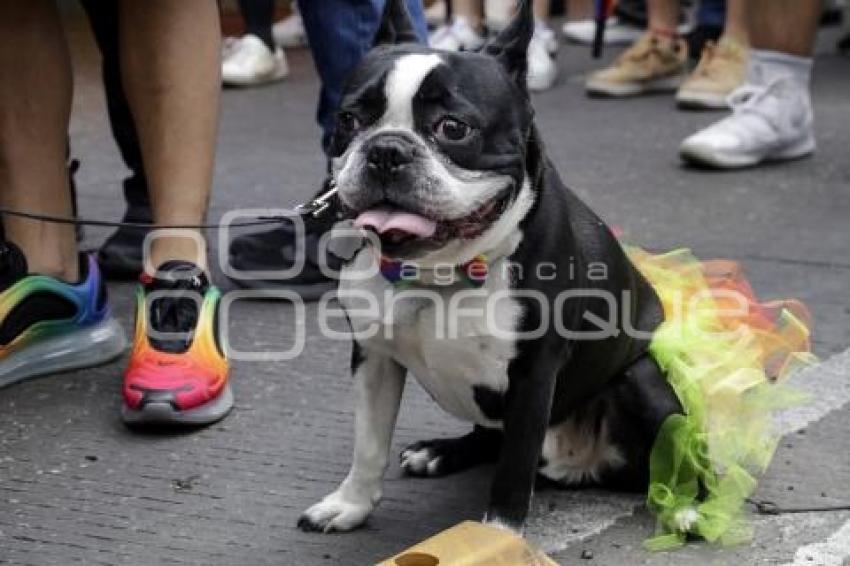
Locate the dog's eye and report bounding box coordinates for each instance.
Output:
[338,111,361,134]
[436,117,471,142]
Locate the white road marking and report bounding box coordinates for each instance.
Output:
[526,491,642,554]
[785,518,850,566]
[776,347,850,435]
[774,349,850,565]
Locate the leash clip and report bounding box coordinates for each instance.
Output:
[296,181,339,218]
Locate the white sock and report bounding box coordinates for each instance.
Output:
[748,49,813,88]
[453,15,473,30]
[535,19,551,32]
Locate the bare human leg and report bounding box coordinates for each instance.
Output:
[0,0,77,281]
[532,0,549,21]
[453,0,484,32]
[565,0,593,22]
[585,0,687,97]
[118,0,221,272]
[748,0,819,56]
[721,0,749,46]
[680,1,820,167]
[647,0,678,36]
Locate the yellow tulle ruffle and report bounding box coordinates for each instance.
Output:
[624,247,816,551]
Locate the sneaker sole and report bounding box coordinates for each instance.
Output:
[122,383,234,427]
[680,135,817,169]
[586,74,685,97]
[0,318,128,389]
[222,64,289,88]
[676,90,730,110]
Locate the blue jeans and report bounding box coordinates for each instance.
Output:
[299,0,428,153]
[697,0,725,28]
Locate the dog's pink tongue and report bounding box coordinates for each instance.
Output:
[354,208,437,238]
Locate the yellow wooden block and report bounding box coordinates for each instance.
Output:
[376,521,560,566]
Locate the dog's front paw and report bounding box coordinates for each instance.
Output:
[483,514,525,536]
[297,490,374,533]
[400,440,449,477]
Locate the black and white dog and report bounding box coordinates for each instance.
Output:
[298,0,683,534]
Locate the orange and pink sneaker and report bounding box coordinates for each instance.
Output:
[122,261,232,426]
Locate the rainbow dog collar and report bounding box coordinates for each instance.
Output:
[379,255,489,288]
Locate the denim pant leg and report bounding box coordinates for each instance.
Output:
[299,0,428,153]
[697,0,726,28]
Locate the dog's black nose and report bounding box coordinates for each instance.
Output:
[366,135,414,181]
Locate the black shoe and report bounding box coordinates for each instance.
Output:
[227,220,341,300]
[821,4,844,27]
[227,179,344,300]
[839,33,850,55]
[98,204,152,281]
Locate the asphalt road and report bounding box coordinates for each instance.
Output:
[1,10,849,566]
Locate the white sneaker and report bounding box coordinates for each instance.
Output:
[680,77,816,169]
[222,36,239,60]
[222,35,289,87]
[429,16,485,52]
[527,25,558,92]
[273,10,308,48]
[562,17,643,46]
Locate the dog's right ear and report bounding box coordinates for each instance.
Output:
[483,0,534,88]
[373,0,421,47]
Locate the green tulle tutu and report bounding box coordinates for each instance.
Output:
[625,247,816,551]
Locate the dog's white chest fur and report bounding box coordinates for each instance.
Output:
[340,249,521,428]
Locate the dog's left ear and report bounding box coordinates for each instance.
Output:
[373,0,421,47]
[483,0,534,88]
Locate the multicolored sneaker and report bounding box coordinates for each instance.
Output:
[0,242,127,388]
[122,261,232,426]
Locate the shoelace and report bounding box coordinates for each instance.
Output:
[619,36,678,65]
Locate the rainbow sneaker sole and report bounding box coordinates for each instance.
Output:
[122,283,231,426]
[0,255,127,388]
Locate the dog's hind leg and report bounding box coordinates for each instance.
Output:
[595,355,684,492]
[537,356,683,493]
[400,425,502,477]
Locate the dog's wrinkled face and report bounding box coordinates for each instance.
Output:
[330,2,535,259]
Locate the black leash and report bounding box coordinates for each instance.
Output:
[748,498,850,516]
[0,184,340,230]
